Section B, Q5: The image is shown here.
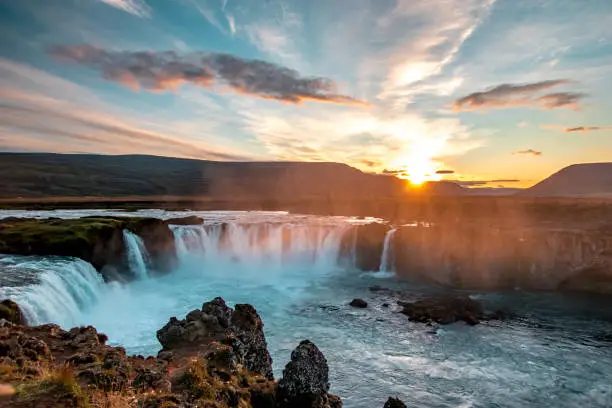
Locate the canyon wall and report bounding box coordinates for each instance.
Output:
[391,223,612,293]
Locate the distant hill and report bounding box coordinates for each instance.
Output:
[0,153,407,200]
[519,163,612,197]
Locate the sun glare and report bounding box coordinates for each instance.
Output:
[389,141,443,186]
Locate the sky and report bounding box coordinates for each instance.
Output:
[0,0,611,188]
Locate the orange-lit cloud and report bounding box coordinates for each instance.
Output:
[0,58,255,161]
[452,80,584,111]
[49,45,367,107]
[513,149,542,156]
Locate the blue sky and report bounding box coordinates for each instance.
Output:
[1,0,611,187]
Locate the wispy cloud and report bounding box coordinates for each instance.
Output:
[513,149,542,156]
[0,58,252,160]
[236,101,482,175]
[49,45,367,106]
[564,126,612,133]
[453,80,584,111]
[98,0,151,17]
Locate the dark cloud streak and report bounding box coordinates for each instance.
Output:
[49,45,368,106]
[453,80,584,111]
[565,126,612,133]
[513,149,542,156]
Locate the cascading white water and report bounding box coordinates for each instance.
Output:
[123,230,150,279]
[0,256,105,327]
[379,228,398,273]
[171,222,352,271]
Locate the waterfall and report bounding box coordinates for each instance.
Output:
[0,256,105,327]
[379,228,398,273]
[171,222,353,270]
[123,230,150,279]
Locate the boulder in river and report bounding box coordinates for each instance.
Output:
[349,299,368,308]
[399,296,486,325]
[277,340,341,408]
[384,397,407,408]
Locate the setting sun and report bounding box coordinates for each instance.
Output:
[389,141,443,186]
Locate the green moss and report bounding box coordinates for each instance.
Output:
[0,217,127,260]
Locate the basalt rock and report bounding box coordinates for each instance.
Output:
[0,299,347,408]
[277,340,341,408]
[384,397,407,408]
[399,296,486,326]
[0,299,25,325]
[349,299,368,308]
[157,297,273,379]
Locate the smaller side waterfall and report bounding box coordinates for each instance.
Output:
[123,230,150,279]
[379,228,398,273]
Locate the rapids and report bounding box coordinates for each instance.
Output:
[1,210,612,407]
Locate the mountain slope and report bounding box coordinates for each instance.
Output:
[0,153,406,199]
[520,163,612,197]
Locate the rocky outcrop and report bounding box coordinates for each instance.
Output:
[0,300,24,325]
[399,296,491,326]
[384,397,407,408]
[157,297,273,379]
[349,299,368,308]
[277,340,341,408]
[0,217,126,272]
[0,216,206,280]
[0,299,344,408]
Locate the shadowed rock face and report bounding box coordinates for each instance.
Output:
[393,223,612,293]
[341,223,390,271]
[157,297,273,379]
[0,300,24,325]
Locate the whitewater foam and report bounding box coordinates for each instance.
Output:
[0,256,105,327]
[123,230,150,279]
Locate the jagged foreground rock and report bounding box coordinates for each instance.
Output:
[157,297,274,380]
[0,297,410,408]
